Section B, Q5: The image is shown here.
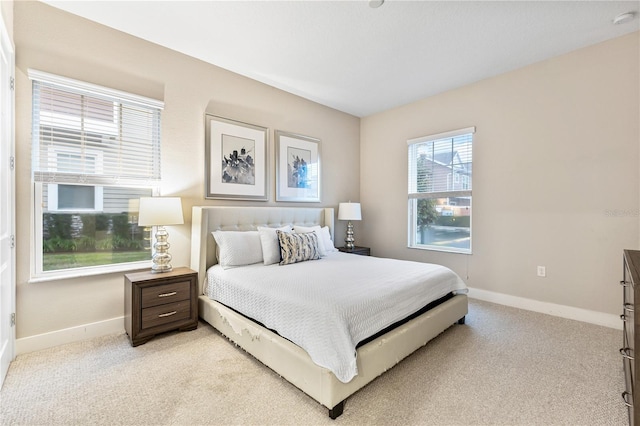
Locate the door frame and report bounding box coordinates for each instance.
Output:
[0,13,15,389]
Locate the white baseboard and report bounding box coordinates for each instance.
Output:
[14,290,620,355]
[16,317,125,356]
[467,287,622,330]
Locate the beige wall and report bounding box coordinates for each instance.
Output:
[360,32,640,316]
[11,1,640,342]
[13,2,360,339]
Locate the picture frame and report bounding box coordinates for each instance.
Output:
[205,114,268,201]
[275,130,321,202]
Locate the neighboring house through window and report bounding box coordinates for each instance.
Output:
[47,148,104,212]
[29,70,164,279]
[407,127,474,253]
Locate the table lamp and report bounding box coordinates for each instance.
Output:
[138,197,184,273]
[338,202,362,250]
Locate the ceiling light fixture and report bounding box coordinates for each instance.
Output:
[369,0,384,8]
[613,11,636,25]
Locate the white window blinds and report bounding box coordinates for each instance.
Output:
[29,70,164,187]
[408,127,475,199]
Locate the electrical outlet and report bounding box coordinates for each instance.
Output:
[537,266,546,277]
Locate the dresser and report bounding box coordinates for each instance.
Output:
[124,267,198,347]
[622,250,640,425]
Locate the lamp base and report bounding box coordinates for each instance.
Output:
[151,263,173,274]
[345,221,355,250]
[151,226,173,273]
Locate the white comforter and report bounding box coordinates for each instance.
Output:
[206,252,467,383]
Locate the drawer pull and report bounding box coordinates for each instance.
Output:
[624,303,635,313]
[158,311,177,318]
[621,314,627,321]
[158,291,177,298]
[620,347,634,360]
[622,391,633,408]
[621,280,631,287]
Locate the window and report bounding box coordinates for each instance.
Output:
[49,184,102,211]
[47,148,104,211]
[408,127,474,253]
[29,70,164,278]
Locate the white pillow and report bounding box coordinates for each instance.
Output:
[212,230,263,269]
[257,225,292,265]
[320,226,338,252]
[293,225,326,256]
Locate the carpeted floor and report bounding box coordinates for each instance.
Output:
[0,299,627,425]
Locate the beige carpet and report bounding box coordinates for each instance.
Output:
[0,299,626,425]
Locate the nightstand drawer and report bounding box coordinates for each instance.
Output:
[141,300,192,329]
[141,281,190,308]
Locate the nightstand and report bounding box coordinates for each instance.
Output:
[124,267,198,347]
[338,246,371,256]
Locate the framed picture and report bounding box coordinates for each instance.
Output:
[205,114,268,201]
[275,130,321,202]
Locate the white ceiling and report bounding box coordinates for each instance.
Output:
[42,0,639,117]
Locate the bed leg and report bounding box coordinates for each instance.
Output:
[329,401,344,419]
[457,316,466,325]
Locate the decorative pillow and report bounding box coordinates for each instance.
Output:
[320,226,338,252]
[293,225,326,256]
[212,230,263,269]
[257,225,292,265]
[277,230,320,265]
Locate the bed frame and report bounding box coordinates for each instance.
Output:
[190,206,468,419]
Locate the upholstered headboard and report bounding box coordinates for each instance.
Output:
[190,206,335,293]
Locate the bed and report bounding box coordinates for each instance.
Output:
[190,206,468,418]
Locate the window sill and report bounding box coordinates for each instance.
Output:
[29,260,152,283]
[408,245,472,255]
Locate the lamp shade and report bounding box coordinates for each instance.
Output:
[338,202,362,221]
[138,197,184,226]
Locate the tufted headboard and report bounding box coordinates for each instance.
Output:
[190,206,335,293]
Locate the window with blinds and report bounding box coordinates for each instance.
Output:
[407,127,474,253]
[29,70,164,278]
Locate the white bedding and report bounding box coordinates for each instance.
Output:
[206,252,467,383]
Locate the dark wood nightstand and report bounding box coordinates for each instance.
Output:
[338,246,371,256]
[124,267,198,347]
